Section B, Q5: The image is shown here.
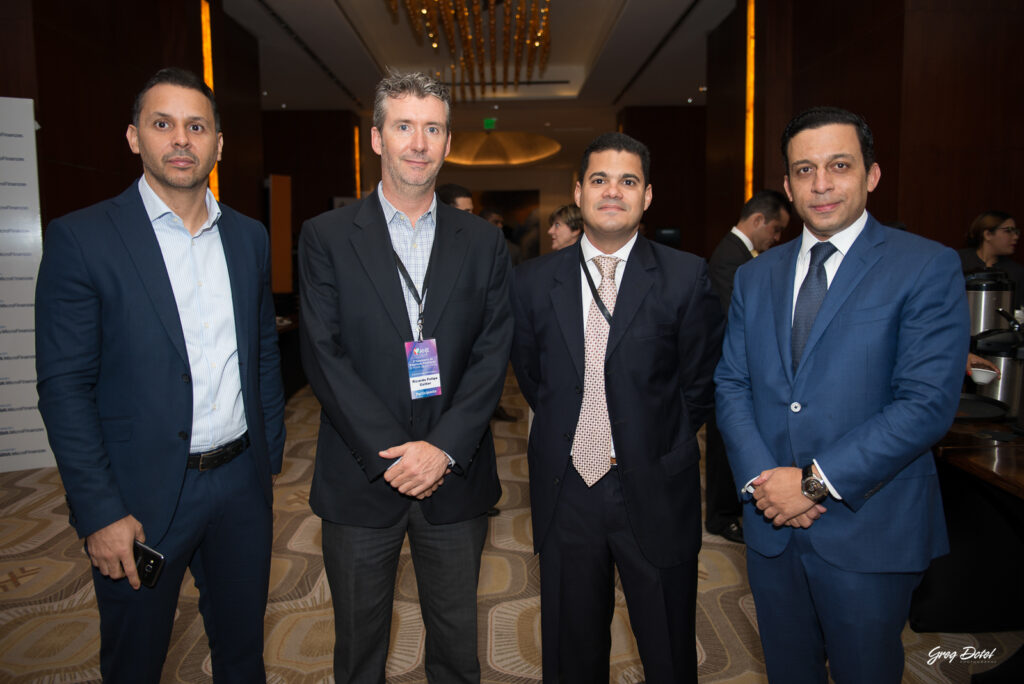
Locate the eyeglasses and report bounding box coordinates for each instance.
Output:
[1000,226,1021,236]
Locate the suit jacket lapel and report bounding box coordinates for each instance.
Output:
[422,207,469,339]
[795,218,885,374]
[551,243,585,381]
[350,189,415,340]
[771,239,800,384]
[217,210,250,372]
[108,186,188,365]
[606,236,654,359]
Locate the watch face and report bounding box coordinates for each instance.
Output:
[802,478,826,500]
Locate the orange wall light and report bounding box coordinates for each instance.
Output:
[201,0,219,200]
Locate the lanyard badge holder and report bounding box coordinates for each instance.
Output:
[395,252,443,400]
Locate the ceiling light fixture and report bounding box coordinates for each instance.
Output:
[388,0,553,102]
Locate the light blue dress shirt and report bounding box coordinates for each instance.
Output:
[377,181,437,339]
[138,176,247,452]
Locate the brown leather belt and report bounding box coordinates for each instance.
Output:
[187,432,249,471]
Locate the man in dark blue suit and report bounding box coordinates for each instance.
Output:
[715,107,969,683]
[35,68,286,683]
[511,133,724,683]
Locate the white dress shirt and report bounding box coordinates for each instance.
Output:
[730,226,756,256]
[139,176,246,453]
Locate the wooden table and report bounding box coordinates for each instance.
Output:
[936,421,1024,500]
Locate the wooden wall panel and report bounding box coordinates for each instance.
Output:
[211,6,264,220]
[618,106,707,256]
[262,110,358,236]
[789,1,906,228]
[704,6,746,258]
[898,0,1024,249]
[0,0,38,101]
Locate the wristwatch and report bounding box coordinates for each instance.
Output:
[801,464,828,503]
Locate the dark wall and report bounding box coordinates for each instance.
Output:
[898,0,1024,247]
[0,1,262,227]
[705,7,748,256]
[211,6,264,220]
[262,110,359,234]
[710,0,1024,254]
[618,106,706,256]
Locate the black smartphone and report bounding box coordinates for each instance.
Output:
[133,540,165,588]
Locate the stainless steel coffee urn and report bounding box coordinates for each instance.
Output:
[966,271,1014,336]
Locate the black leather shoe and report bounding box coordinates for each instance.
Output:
[709,520,744,544]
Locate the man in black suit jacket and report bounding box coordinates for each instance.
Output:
[705,190,790,544]
[510,133,724,683]
[298,71,512,683]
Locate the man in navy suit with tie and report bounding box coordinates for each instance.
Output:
[511,132,723,682]
[36,68,286,682]
[715,107,969,682]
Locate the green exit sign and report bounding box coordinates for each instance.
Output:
[483,117,497,130]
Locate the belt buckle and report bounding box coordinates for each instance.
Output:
[197,450,217,471]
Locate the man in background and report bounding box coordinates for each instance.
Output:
[437,182,474,212]
[35,67,285,682]
[298,70,511,683]
[704,189,789,544]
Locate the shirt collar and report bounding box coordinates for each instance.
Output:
[798,210,869,259]
[730,226,755,252]
[137,175,221,233]
[580,231,638,265]
[376,180,437,226]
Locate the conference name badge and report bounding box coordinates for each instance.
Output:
[406,338,442,400]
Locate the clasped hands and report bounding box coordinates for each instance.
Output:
[381,441,451,499]
[751,466,827,528]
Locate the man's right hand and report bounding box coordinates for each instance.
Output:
[85,515,145,590]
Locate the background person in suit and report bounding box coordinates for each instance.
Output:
[704,190,790,544]
[35,67,286,683]
[714,107,969,683]
[298,70,512,683]
[510,132,724,683]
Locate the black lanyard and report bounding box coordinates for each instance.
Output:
[393,251,430,341]
[579,247,613,325]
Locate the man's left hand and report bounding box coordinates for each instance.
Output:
[751,467,820,526]
[381,441,450,499]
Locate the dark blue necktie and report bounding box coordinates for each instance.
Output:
[792,241,837,371]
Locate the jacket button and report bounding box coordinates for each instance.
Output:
[182,373,191,383]
[553,477,560,485]
[790,402,802,413]
[178,431,188,440]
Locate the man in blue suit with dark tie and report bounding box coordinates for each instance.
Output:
[35,68,286,683]
[715,107,969,683]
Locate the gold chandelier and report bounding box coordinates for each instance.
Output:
[386,0,553,102]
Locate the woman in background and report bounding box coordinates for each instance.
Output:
[959,210,1023,309]
[547,204,583,251]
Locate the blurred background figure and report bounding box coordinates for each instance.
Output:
[547,204,583,250]
[437,183,474,212]
[960,210,1023,309]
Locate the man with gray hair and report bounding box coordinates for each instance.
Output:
[298,70,512,682]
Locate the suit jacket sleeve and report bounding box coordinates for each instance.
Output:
[679,259,725,430]
[298,218,413,482]
[255,225,286,472]
[425,230,513,469]
[713,263,784,495]
[812,248,968,509]
[36,219,128,538]
[709,236,748,315]
[509,265,540,410]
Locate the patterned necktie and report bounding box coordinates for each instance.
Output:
[791,241,837,371]
[572,255,618,486]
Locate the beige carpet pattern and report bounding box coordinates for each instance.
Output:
[1,370,1022,682]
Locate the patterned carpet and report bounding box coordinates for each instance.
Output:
[1,370,1022,682]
